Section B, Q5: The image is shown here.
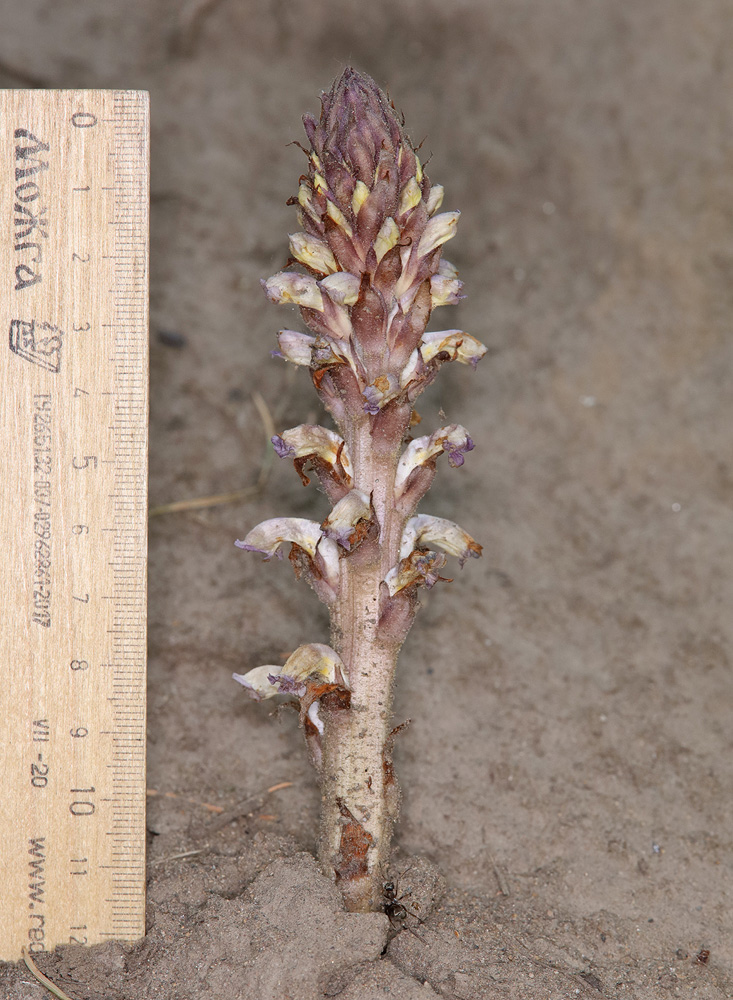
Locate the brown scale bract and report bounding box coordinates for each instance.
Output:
[334,798,373,885]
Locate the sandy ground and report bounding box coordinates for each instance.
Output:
[2,1,732,997]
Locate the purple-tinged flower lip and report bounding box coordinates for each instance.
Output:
[442,433,474,467]
[363,373,400,414]
[275,329,316,367]
[232,664,282,701]
[233,643,349,702]
[234,538,284,560]
[362,392,381,416]
[395,424,474,493]
[271,434,294,459]
[236,517,325,560]
[270,424,353,483]
[322,489,372,550]
[443,446,465,467]
[270,673,307,697]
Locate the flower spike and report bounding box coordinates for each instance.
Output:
[237,68,485,912]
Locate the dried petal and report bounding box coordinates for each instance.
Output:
[400,513,482,567]
[289,232,338,275]
[297,180,320,226]
[322,489,372,550]
[384,549,449,596]
[275,329,316,366]
[419,329,488,367]
[395,424,474,494]
[262,272,324,311]
[416,211,460,257]
[311,334,357,370]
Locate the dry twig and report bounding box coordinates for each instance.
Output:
[146,788,224,813]
[203,781,294,832]
[151,846,210,866]
[22,949,76,1000]
[149,391,275,516]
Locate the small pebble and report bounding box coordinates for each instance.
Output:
[158,328,188,349]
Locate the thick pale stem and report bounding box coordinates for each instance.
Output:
[318,414,413,911]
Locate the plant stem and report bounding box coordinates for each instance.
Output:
[318,415,413,911]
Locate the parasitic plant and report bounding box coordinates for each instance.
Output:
[234,68,487,912]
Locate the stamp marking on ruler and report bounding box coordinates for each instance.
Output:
[0,90,149,962]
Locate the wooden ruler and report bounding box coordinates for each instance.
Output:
[0,91,149,962]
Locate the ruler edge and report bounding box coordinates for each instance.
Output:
[107,86,151,949]
[0,88,151,960]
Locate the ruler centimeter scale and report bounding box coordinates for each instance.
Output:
[0,91,149,961]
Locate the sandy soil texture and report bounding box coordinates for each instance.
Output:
[2,1,732,998]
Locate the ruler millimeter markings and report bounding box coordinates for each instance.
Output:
[0,90,149,961]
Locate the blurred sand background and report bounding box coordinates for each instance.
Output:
[1,2,732,997]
